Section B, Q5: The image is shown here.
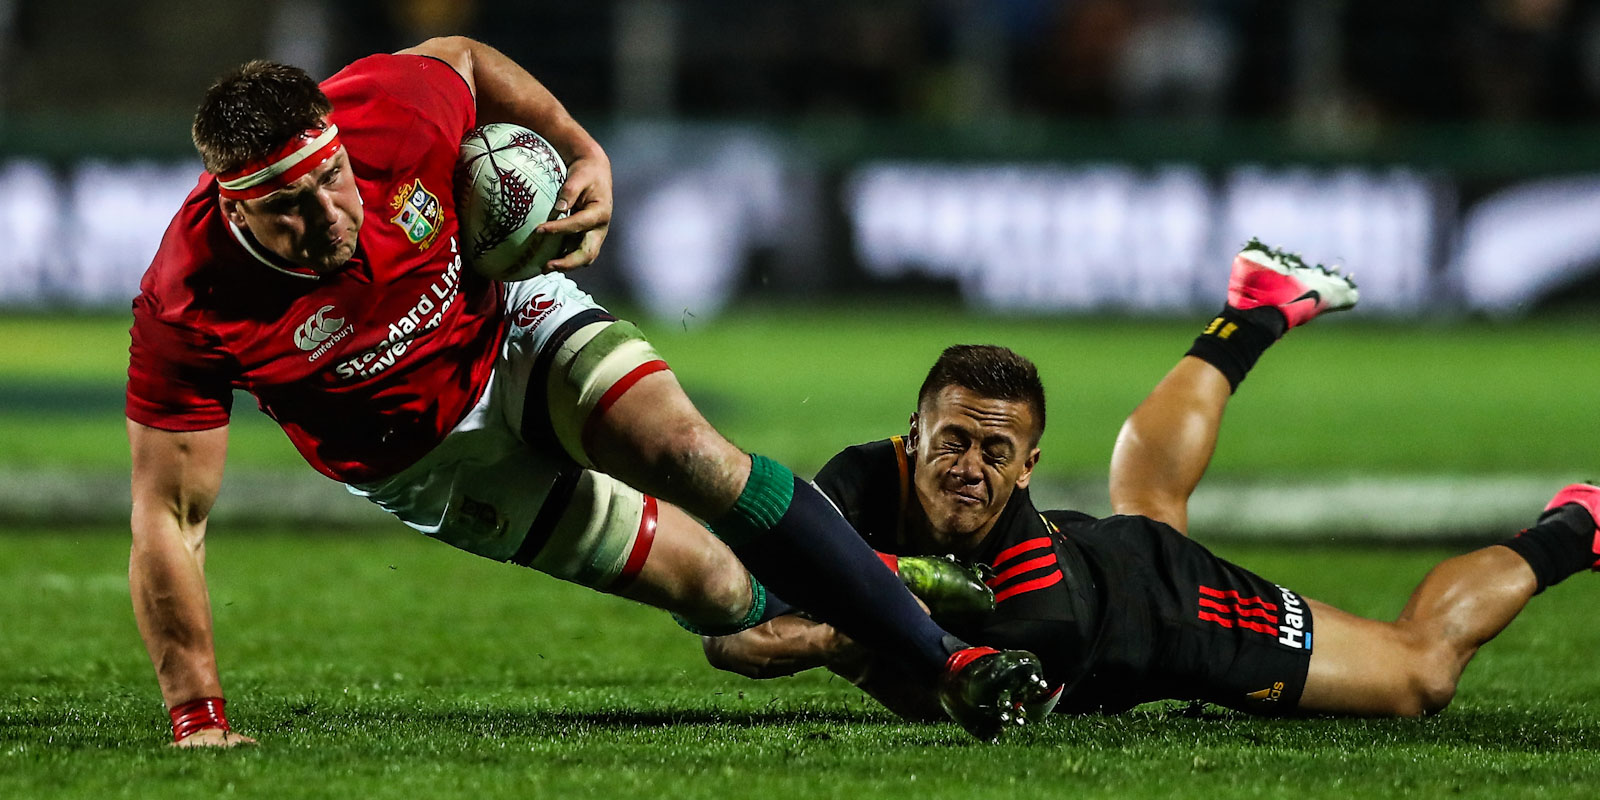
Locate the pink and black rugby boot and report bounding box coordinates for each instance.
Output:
[1228,239,1359,331]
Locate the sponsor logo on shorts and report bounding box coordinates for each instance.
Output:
[1196,584,1312,651]
[515,293,561,329]
[1246,681,1286,703]
[294,304,352,361]
[390,179,443,249]
[446,495,508,542]
[1275,585,1311,650]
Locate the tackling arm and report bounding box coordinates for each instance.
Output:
[399,35,611,271]
[703,615,945,722]
[127,420,253,746]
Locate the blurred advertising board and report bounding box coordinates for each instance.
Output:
[1,147,1596,318]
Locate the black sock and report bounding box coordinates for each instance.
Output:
[1184,306,1286,392]
[1499,503,1598,594]
[713,462,961,677]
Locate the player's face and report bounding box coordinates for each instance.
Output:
[223,150,363,273]
[908,385,1041,553]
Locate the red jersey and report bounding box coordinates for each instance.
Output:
[127,54,503,483]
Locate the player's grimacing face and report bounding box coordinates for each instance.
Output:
[224,150,363,273]
[908,385,1041,553]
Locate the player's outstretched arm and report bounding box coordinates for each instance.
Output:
[702,617,945,722]
[128,420,254,747]
[701,614,860,680]
[399,36,611,272]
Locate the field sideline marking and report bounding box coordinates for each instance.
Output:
[0,469,1577,541]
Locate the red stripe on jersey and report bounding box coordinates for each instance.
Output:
[991,537,1052,570]
[1199,597,1280,624]
[580,360,671,448]
[610,495,659,590]
[993,569,1063,603]
[987,553,1058,587]
[1235,605,1279,622]
[1198,584,1278,610]
[1201,607,1280,636]
[1236,619,1278,635]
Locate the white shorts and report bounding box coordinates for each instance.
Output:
[346,275,663,588]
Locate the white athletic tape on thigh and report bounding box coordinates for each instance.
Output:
[527,470,657,589]
[545,320,668,467]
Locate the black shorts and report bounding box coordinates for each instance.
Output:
[1058,515,1313,715]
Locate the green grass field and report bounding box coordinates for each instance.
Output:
[3,526,1599,799]
[2,308,1597,479]
[2,308,1598,797]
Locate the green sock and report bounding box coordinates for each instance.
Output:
[709,454,794,549]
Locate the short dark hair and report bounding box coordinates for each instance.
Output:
[191,60,333,175]
[917,345,1047,442]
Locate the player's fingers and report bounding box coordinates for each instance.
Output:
[553,160,612,213]
[545,226,608,272]
[536,205,609,236]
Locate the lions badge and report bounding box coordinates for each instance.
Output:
[390,179,443,249]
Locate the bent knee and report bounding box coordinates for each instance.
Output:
[678,554,753,624]
[1410,671,1458,715]
[1393,649,1459,716]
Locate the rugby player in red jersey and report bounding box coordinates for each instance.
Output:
[704,242,1600,720]
[127,36,1046,747]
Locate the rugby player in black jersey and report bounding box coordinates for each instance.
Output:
[701,241,1600,720]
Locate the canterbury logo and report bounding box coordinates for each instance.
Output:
[294,305,346,351]
[515,295,559,329]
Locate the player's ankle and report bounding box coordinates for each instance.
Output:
[1184,306,1284,392]
[1499,503,1598,593]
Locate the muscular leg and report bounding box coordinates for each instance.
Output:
[1299,493,1599,715]
[583,369,962,676]
[1109,242,1357,534]
[1298,546,1537,716]
[581,371,746,520]
[1109,357,1231,534]
[605,500,754,628]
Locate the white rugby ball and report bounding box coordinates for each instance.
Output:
[456,123,568,281]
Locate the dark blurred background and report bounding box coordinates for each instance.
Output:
[12,0,1600,125]
[2,0,1599,319]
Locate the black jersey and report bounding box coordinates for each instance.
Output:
[814,437,1106,699]
[815,437,1316,714]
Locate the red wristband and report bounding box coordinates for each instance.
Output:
[169,697,229,742]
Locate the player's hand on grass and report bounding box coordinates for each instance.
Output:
[535,153,612,272]
[172,728,257,748]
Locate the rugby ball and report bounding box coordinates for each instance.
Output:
[455,123,568,281]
